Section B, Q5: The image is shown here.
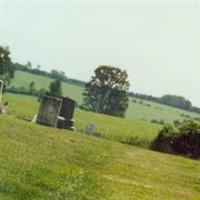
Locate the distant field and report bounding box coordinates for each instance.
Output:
[127,97,200,123]
[10,70,84,102]
[1,94,200,200]
[10,70,200,123]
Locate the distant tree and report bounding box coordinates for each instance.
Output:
[38,88,47,101]
[29,81,36,93]
[36,64,41,70]
[0,46,15,89]
[82,66,130,117]
[49,80,62,97]
[29,81,35,89]
[25,61,32,69]
[51,69,66,80]
[161,95,192,110]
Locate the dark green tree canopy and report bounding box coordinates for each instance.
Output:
[82,66,130,117]
[0,46,15,86]
[49,80,62,97]
[161,94,192,110]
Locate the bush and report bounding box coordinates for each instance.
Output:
[173,120,200,158]
[173,119,181,127]
[151,119,165,125]
[151,120,200,158]
[151,125,178,153]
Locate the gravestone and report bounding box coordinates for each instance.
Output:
[36,96,62,127]
[84,123,96,135]
[57,97,76,131]
[59,97,76,119]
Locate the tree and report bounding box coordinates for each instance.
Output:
[82,66,130,117]
[161,95,192,110]
[25,61,32,69]
[29,81,36,93]
[51,69,66,80]
[0,46,15,87]
[49,80,62,97]
[36,64,41,70]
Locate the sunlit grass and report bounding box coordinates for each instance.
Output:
[0,111,200,199]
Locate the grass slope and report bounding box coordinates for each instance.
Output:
[11,70,83,102]
[0,107,200,199]
[4,94,160,148]
[10,70,200,123]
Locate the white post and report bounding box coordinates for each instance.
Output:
[0,80,3,104]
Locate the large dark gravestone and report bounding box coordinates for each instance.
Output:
[60,97,76,119]
[36,96,62,127]
[57,97,76,131]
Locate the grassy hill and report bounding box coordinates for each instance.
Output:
[10,70,84,102]
[10,70,200,123]
[1,94,200,200]
[4,94,160,148]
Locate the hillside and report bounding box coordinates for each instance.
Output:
[4,94,160,148]
[0,94,200,200]
[9,70,200,123]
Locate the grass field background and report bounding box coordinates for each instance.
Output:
[0,93,200,199]
[10,70,200,124]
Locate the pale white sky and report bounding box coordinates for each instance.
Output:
[1,0,200,106]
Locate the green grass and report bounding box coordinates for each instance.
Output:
[10,70,84,102]
[10,70,200,124]
[127,98,200,123]
[4,94,160,148]
[0,95,200,199]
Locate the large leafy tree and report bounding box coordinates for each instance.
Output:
[0,46,15,87]
[82,66,130,117]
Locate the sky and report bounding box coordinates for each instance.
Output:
[1,0,200,106]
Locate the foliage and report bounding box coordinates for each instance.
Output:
[151,119,165,125]
[50,69,66,81]
[152,120,200,158]
[0,46,15,88]
[48,80,62,97]
[82,66,130,117]
[161,94,192,110]
[173,119,181,127]
[151,125,179,153]
[174,120,200,158]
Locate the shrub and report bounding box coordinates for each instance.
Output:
[173,119,181,127]
[151,119,165,125]
[173,120,200,158]
[152,120,200,158]
[151,125,178,153]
